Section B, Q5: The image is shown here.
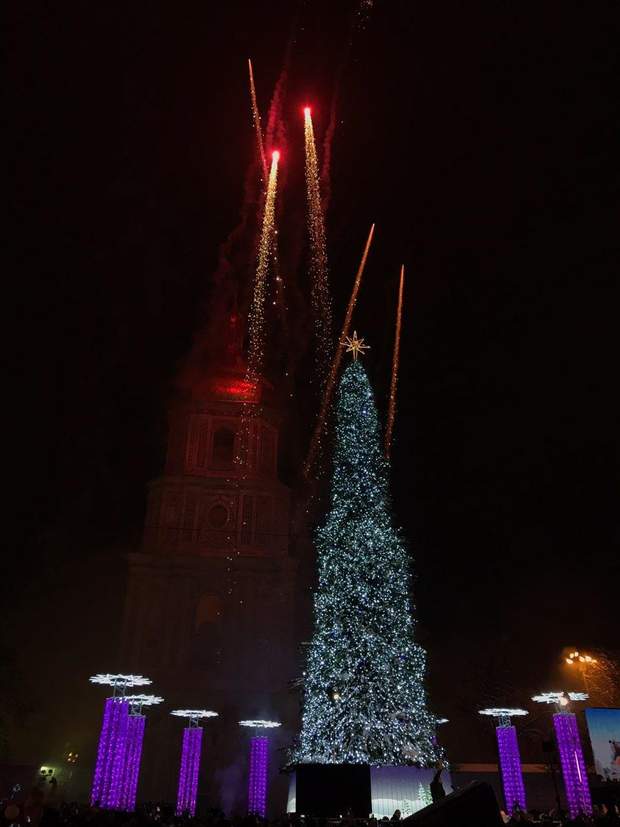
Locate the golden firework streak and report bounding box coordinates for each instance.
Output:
[303,223,375,478]
[248,58,268,182]
[246,152,279,385]
[304,108,333,383]
[385,265,404,458]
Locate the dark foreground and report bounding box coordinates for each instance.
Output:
[2,800,620,827]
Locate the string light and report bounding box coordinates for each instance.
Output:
[171,710,219,817]
[239,721,281,817]
[532,691,592,818]
[295,359,441,766]
[479,708,528,813]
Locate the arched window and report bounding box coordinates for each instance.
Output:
[212,427,235,467]
[191,594,222,668]
[194,594,221,629]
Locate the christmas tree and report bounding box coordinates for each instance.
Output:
[295,355,440,765]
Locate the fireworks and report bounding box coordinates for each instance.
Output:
[248,59,268,182]
[246,151,280,385]
[385,265,404,458]
[304,223,375,479]
[304,106,333,386]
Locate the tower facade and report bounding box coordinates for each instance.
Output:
[121,316,298,811]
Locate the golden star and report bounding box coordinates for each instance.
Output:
[340,330,370,361]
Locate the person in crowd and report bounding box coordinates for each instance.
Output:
[429,762,446,803]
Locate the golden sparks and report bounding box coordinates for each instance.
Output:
[304,107,333,385]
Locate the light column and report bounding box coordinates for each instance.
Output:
[119,694,164,811]
[91,697,129,808]
[171,709,219,817]
[479,708,528,814]
[239,719,282,817]
[121,713,145,810]
[533,691,592,818]
[553,711,592,818]
[89,674,152,810]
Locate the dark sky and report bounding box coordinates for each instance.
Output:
[7,1,619,767]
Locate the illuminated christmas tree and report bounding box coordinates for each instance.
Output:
[296,347,440,765]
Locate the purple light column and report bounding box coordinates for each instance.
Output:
[248,736,269,817]
[496,725,526,814]
[91,698,129,809]
[176,726,203,816]
[120,714,145,811]
[553,712,592,818]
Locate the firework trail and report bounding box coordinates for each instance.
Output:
[304,107,333,385]
[303,223,375,479]
[321,1,376,212]
[248,58,288,336]
[385,265,404,458]
[246,151,280,384]
[265,9,297,155]
[248,58,268,183]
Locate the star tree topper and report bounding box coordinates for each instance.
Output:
[340,330,370,361]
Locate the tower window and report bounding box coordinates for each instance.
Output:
[212,427,235,466]
[208,504,229,529]
[259,426,276,474]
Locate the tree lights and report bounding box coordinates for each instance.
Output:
[171,710,218,816]
[479,708,528,814]
[240,720,282,817]
[532,692,592,818]
[295,357,441,766]
[89,674,152,809]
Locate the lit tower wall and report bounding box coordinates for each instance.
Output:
[171,710,218,817]
[479,708,527,814]
[532,691,592,818]
[89,674,152,810]
[240,720,281,817]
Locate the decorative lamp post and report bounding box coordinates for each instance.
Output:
[119,694,163,811]
[479,708,528,814]
[89,674,152,809]
[239,720,282,817]
[532,691,591,818]
[171,709,218,816]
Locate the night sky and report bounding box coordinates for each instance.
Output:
[7,1,619,768]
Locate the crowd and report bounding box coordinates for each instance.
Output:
[496,805,620,825]
[2,794,619,827]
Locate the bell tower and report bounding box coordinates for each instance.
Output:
[120,312,298,808]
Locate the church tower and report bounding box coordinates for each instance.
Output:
[121,311,298,810]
